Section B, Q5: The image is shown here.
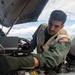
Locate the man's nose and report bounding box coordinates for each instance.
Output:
[50,25,55,30]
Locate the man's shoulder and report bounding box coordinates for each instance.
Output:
[58,28,69,37]
[60,28,67,33]
[56,28,71,42]
[39,23,48,30]
[40,23,48,26]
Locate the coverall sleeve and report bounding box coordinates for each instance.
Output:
[34,40,71,68]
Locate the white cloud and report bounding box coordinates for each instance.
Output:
[64,24,75,35]
[70,24,75,30]
[8,26,38,38]
[39,0,75,20]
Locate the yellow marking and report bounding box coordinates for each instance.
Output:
[31,71,36,75]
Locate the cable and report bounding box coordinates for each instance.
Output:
[6,0,31,35]
[0,44,5,55]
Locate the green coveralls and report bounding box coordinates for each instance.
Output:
[0,24,71,75]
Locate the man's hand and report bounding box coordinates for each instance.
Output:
[33,57,39,67]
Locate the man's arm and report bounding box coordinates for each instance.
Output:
[33,39,71,68]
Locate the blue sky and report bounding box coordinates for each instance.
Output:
[1,0,75,39]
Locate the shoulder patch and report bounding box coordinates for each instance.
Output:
[58,38,68,42]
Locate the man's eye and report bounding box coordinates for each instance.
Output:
[55,25,60,28]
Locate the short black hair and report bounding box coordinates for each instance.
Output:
[50,10,67,24]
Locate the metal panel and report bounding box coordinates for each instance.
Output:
[0,0,48,27]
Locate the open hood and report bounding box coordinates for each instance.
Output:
[0,0,48,27]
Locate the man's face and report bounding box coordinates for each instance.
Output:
[48,19,64,35]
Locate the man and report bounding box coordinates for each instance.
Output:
[0,10,71,75]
